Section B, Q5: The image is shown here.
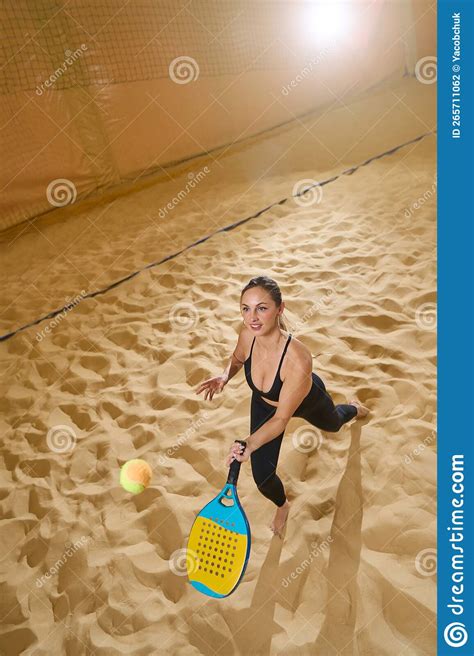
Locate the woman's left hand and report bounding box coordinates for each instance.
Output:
[225,441,250,467]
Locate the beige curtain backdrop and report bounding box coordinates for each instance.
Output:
[0,0,435,231]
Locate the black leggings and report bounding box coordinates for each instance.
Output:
[250,373,357,507]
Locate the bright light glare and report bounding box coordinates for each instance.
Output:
[303,3,352,44]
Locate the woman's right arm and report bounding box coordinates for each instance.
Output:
[218,352,241,386]
[223,326,249,382]
[196,326,249,401]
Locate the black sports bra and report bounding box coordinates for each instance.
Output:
[244,334,292,401]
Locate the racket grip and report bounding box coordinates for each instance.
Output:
[226,440,247,485]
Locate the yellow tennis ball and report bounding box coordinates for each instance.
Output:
[120,459,152,494]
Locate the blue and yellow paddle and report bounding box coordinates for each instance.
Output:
[186,440,251,597]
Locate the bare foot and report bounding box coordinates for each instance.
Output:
[350,399,370,418]
[270,500,290,539]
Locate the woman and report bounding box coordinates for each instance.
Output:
[196,276,369,538]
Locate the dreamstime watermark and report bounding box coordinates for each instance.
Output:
[35,290,87,342]
[415,302,437,330]
[169,56,199,84]
[35,536,90,587]
[292,290,334,332]
[46,179,77,207]
[158,168,210,219]
[403,176,437,218]
[292,426,324,453]
[444,622,468,648]
[169,547,199,576]
[169,301,200,332]
[158,413,209,466]
[281,537,333,587]
[415,548,437,576]
[293,179,323,207]
[415,55,437,84]
[403,429,436,465]
[35,45,88,96]
[46,425,77,453]
[444,455,467,645]
[280,47,331,96]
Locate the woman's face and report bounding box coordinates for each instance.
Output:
[240,287,283,334]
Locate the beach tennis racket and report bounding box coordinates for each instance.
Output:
[186,440,251,598]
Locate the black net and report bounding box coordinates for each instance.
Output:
[1,0,319,94]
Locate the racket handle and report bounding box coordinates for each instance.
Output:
[226,440,247,485]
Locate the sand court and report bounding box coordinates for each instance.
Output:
[0,2,437,654]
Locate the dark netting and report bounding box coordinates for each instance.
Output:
[0,0,406,232]
[1,0,318,94]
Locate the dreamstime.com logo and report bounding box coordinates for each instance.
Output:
[292,290,334,332]
[403,429,436,465]
[35,290,87,341]
[36,44,88,95]
[169,301,200,332]
[293,179,323,207]
[157,168,210,219]
[414,548,437,576]
[36,536,90,587]
[169,56,199,84]
[169,547,199,576]
[46,178,77,207]
[403,175,437,219]
[46,425,77,453]
[158,413,209,466]
[415,55,437,84]
[281,537,333,587]
[292,426,324,453]
[443,622,468,648]
[280,47,331,96]
[415,302,437,331]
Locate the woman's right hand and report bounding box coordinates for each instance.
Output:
[196,375,228,401]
